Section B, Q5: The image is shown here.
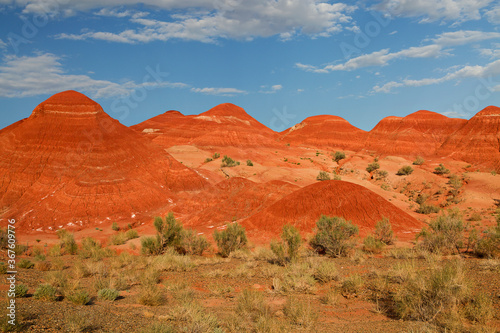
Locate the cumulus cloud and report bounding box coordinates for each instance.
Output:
[374,0,493,23]
[190,87,246,96]
[0,53,187,98]
[485,5,500,23]
[372,59,500,93]
[297,30,500,73]
[13,0,359,43]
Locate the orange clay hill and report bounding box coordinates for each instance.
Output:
[241,180,422,241]
[362,110,467,157]
[131,103,280,148]
[0,90,208,232]
[439,105,500,172]
[279,115,367,151]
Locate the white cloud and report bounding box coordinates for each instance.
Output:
[297,30,500,73]
[48,1,358,43]
[190,87,246,96]
[271,84,282,91]
[372,59,500,93]
[440,110,470,118]
[0,53,187,98]
[374,0,493,23]
[485,5,500,24]
[480,47,500,59]
[0,38,6,50]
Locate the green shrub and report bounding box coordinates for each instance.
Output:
[341,274,364,297]
[362,235,384,254]
[212,152,220,159]
[474,223,500,258]
[34,284,57,302]
[98,288,119,301]
[416,210,464,254]
[18,259,34,269]
[59,232,78,255]
[213,222,247,258]
[246,159,253,166]
[153,213,183,252]
[181,229,210,255]
[374,218,394,245]
[333,151,346,163]
[465,291,494,324]
[15,284,28,298]
[312,260,338,283]
[221,155,240,167]
[110,232,127,245]
[396,166,413,176]
[141,236,162,256]
[434,163,450,175]
[138,283,164,306]
[366,162,380,173]
[79,237,112,261]
[316,171,330,181]
[283,297,317,329]
[416,203,440,214]
[413,156,425,165]
[310,215,359,257]
[112,222,120,231]
[204,157,213,163]
[126,229,139,240]
[270,224,302,265]
[375,170,388,180]
[66,290,91,305]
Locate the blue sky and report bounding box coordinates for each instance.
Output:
[0,0,499,132]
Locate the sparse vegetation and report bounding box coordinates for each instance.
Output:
[221,155,240,167]
[112,222,120,231]
[213,222,247,257]
[270,224,302,265]
[66,290,91,305]
[416,203,440,215]
[15,284,28,298]
[413,156,424,165]
[434,163,450,175]
[416,209,464,254]
[246,159,253,166]
[374,218,394,245]
[310,215,359,257]
[98,288,119,301]
[366,162,380,173]
[396,165,413,176]
[333,151,346,163]
[363,235,385,254]
[316,171,330,181]
[375,169,388,180]
[18,259,34,269]
[34,284,57,302]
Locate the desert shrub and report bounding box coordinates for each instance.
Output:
[284,297,318,329]
[221,155,240,167]
[333,151,346,163]
[112,222,120,231]
[312,260,338,283]
[79,237,112,261]
[416,203,440,215]
[110,232,127,245]
[341,274,364,297]
[333,174,341,180]
[97,288,119,301]
[375,169,388,180]
[18,259,34,269]
[468,212,481,222]
[362,235,385,254]
[246,159,253,166]
[34,284,57,302]
[474,223,500,258]
[15,284,28,298]
[434,163,450,175]
[270,224,302,265]
[396,165,413,176]
[60,234,78,255]
[141,236,161,256]
[138,283,164,306]
[212,152,220,159]
[413,156,425,165]
[416,210,464,254]
[125,229,139,240]
[181,229,210,255]
[374,218,394,245]
[213,222,247,258]
[237,289,270,321]
[394,260,477,326]
[316,171,330,181]
[66,290,91,305]
[310,215,359,257]
[153,213,184,252]
[45,271,67,288]
[14,244,28,255]
[366,162,380,173]
[464,291,494,324]
[204,157,213,163]
[35,261,52,271]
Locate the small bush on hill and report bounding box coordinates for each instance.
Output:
[310,215,359,257]
[434,163,450,175]
[396,166,413,176]
[316,171,330,181]
[416,203,440,215]
[375,170,388,180]
[212,152,220,159]
[246,159,253,166]
[221,155,240,167]
[416,209,464,254]
[213,222,247,258]
[413,156,424,165]
[18,259,34,269]
[112,222,120,231]
[333,151,346,163]
[474,222,500,258]
[362,235,385,254]
[366,162,380,173]
[181,229,210,256]
[270,224,302,265]
[374,218,394,245]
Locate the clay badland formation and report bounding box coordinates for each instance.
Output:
[0,90,499,243]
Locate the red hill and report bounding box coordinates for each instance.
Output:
[0,91,208,232]
[280,115,367,151]
[242,180,422,239]
[438,106,500,172]
[132,103,279,148]
[363,110,467,156]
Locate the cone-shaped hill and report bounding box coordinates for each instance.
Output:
[363,110,467,157]
[132,103,279,148]
[279,115,367,151]
[0,91,208,231]
[439,106,500,172]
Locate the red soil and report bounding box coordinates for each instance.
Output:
[279,115,367,151]
[0,91,208,232]
[132,103,279,148]
[439,106,500,172]
[241,180,423,241]
[363,110,467,157]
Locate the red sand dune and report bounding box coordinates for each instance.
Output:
[279,115,367,151]
[438,106,500,172]
[242,180,423,239]
[363,110,467,157]
[132,103,279,148]
[0,91,208,232]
